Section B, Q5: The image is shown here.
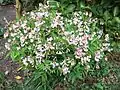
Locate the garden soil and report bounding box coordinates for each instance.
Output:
[0,5,15,27]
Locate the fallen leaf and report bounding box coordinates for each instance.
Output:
[15,76,22,80]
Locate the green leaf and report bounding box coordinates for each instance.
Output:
[76,72,83,80]
[60,0,68,4]
[0,26,4,36]
[104,11,111,20]
[37,64,45,70]
[114,17,120,23]
[42,73,47,83]
[10,50,21,60]
[95,83,104,90]
[48,0,59,10]
[33,72,43,82]
[65,4,75,13]
[80,1,85,9]
[113,6,119,16]
[0,72,4,83]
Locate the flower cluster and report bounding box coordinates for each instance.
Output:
[103,34,112,52]
[4,3,111,76]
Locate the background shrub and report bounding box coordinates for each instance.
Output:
[0,0,15,5]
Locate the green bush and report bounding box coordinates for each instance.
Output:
[90,0,120,52]
[4,2,112,89]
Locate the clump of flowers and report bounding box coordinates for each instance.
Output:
[4,3,111,78]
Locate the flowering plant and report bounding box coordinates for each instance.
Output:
[4,3,112,88]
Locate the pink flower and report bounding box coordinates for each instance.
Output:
[82,34,89,41]
[75,48,84,58]
[95,51,101,62]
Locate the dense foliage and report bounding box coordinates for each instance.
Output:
[4,1,113,89]
[1,0,119,89]
[22,0,44,11]
[0,0,15,5]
